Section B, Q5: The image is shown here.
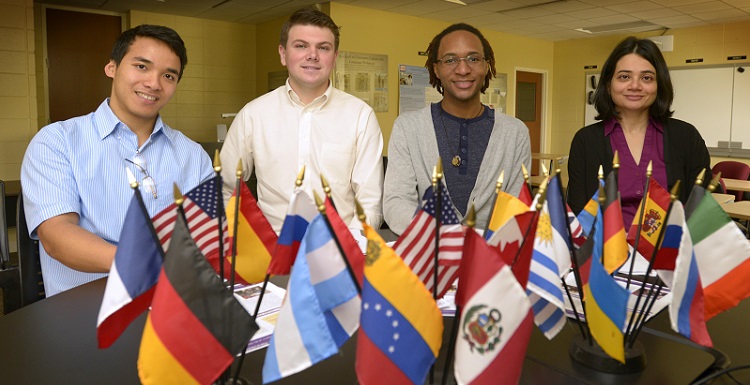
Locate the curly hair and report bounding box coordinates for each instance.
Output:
[424,23,496,94]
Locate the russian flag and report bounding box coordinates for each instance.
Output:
[268,188,318,275]
[97,194,162,349]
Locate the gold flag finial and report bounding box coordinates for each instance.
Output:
[436,157,444,180]
[646,160,653,177]
[535,177,549,211]
[213,149,221,173]
[495,170,504,194]
[521,163,530,181]
[173,183,184,206]
[320,174,331,197]
[669,180,681,201]
[695,169,707,185]
[296,165,306,188]
[313,190,325,213]
[466,204,476,228]
[708,172,721,192]
[541,162,549,177]
[598,165,604,180]
[236,159,243,178]
[431,166,438,187]
[126,167,139,189]
[598,182,606,206]
[355,199,367,223]
[613,150,620,170]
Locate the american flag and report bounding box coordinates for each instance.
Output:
[151,176,228,265]
[393,182,464,299]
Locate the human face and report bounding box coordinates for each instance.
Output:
[609,53,657,116]
[279,24,337,102]
[105,36,180,132]
[433,30,487,109]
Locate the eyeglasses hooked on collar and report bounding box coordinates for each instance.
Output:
[125,153,157,199]
[436,54,486,68]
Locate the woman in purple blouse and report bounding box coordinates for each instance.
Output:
[567,36,710,228]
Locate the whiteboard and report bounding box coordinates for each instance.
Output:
[670,66,734,148]
[731,67,750,149]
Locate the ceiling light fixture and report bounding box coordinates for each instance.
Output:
[444,0,468,5]
[575,20,663,34]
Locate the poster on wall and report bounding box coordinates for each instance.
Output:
[333,51,388,112]
[398,64,507,114]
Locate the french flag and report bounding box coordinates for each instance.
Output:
[268,188,318,276]
[97,194,162,349]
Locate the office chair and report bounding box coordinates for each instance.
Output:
[711,161,750,202]
[16,193,45,306]
[0,180,22,315]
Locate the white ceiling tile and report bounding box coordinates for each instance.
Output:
[693,8,750,20]
[674,2,734,13]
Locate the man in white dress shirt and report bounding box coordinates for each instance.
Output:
[220,7,384,232]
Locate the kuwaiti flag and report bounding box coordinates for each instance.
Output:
[356,223,443,385]
[263,215,360,383]
[225,181,278,284]
[97,193,162,349]
[687,190,750,320]
[527,179,571,340]
[664,201,712,347]
[454,228,533,385]
[268,188,318,275]
[138,208,257,385]
[484,189,529,240]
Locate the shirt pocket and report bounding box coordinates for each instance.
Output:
[320,143,356,189]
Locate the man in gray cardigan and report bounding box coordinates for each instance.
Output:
[384,23,531,235]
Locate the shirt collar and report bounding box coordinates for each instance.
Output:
[285,78,332,109]
[604,117,664,136]
[96,98,172,143]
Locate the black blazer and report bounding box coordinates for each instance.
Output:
[566,118,711,215]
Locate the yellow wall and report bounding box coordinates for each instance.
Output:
[0,0,36,181]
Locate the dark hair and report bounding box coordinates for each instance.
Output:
[594,36,673,121]
[425,23,496,94]
[110,24,187,81]
[280,8,340,51]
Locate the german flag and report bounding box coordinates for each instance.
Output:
[603,170,628,274]
[138,209,258,385]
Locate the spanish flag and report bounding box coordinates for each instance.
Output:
[138,208,258,385]
[224,181,278,284]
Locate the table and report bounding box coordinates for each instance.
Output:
[0,277,725,385]
[722,178,750,193]
[712,193,735,204]
[721,201,750,221]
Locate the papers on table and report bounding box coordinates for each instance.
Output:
[233,281,286,353]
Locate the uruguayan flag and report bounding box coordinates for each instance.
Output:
[262,215,360,383]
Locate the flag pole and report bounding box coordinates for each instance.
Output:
[213,150,226,284]
[624,181,680,343]
[522,163,532,197]
[549,166,587,339]
[625,161,653,290]
[320,173,336,210]
[229,160,243,291]
[314,190,362,295]
[125,167,167,261]
[432,160,444,301]
[510,177,546,268]
[482,170,504,239]
[440,204,476,385]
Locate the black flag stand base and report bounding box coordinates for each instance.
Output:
[569,334,646,374]
[213,376,251,385]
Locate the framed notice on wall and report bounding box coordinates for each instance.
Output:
[333,51,389,112]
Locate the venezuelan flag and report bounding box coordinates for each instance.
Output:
[356,224,443,385]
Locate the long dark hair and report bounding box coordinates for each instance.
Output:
[594,36,674,122]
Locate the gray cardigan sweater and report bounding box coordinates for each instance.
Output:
[383,105,531,234]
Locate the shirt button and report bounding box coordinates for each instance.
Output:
[461,148,466,153]
[461,160,466,165]
[462,136,467,140]
[462,123,467,127]
[636,190,642,195]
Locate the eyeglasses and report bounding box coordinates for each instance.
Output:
[436,54,486,68]
[125,153,157,199]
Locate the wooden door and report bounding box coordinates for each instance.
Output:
[46,8,122,123]
[515,71,542,174]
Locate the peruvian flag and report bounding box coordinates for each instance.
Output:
[454,229,534,385]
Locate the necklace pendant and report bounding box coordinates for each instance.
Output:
[451,155,461,167]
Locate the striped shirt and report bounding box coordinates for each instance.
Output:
[21,99,214,296]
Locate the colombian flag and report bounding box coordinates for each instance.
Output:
[484,190,529,240]
[138,209,257,385]
[356,224,443,385]
[224,181,278,284]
